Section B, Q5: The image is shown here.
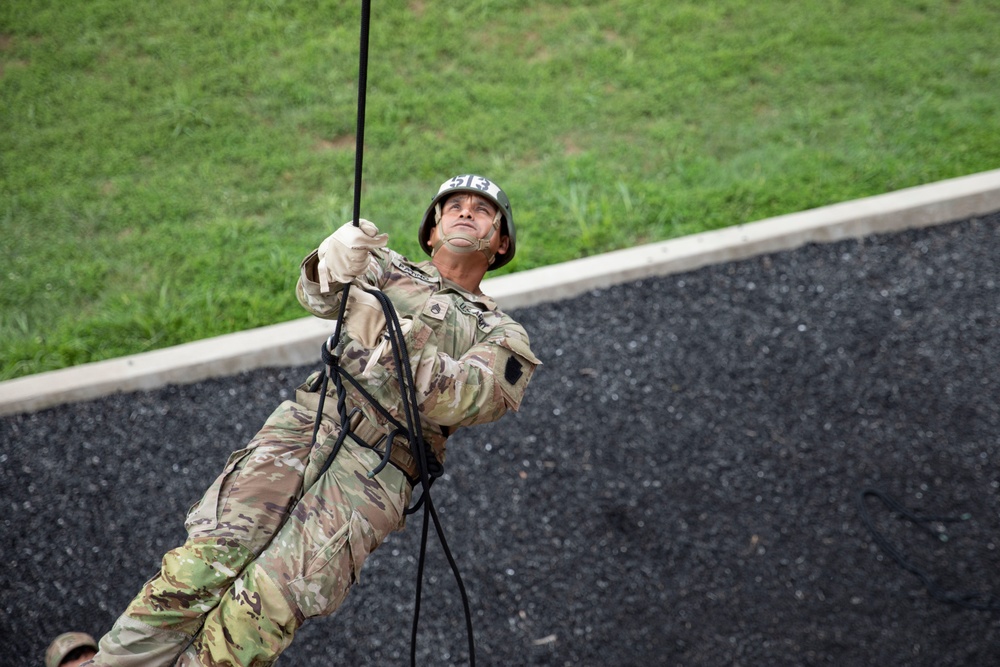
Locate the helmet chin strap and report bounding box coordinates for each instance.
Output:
[430,205,503,266]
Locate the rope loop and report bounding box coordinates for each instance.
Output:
[858,487,1000,612]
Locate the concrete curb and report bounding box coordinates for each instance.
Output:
[3,168,1000,417]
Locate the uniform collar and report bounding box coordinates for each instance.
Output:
[415,259,497,311]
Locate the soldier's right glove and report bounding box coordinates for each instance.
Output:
[317,219,388,292]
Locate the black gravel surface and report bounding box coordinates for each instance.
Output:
[3,213,1000,666]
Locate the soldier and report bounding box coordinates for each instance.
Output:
[76,174,539,666]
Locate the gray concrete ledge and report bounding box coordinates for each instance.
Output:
[3,168,999,417]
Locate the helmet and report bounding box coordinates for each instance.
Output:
[418,174,516,270]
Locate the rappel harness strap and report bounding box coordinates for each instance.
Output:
[304,2,478,664]
[308,288,442,490]
[857,487,1000,612]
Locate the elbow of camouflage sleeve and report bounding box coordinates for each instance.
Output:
[412,337,538,428]
[297,250,345,318]
[489,338,539,412]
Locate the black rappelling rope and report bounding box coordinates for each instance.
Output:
[307,0,372,482]
[359,288,475,666]
[309,2,478,664]
[857,487,1000,612]
[350,0,370,230]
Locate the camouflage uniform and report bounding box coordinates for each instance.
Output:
[90,244,539,666]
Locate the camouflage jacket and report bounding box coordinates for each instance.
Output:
[296,245,540,464]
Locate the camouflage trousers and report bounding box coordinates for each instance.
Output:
[89,400,411,667]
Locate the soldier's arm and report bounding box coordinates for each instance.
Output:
[402,320,540,428]
[296,248,388,319]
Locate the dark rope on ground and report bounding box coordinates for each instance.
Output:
[857,487,1000,612]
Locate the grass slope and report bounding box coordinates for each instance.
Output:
[2,0,999,379]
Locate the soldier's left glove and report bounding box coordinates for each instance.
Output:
[345,289,386,349]
[317,219,388,292]
[344,290,414,366]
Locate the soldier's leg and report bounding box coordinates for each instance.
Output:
[91,401,337,667]
[181,438,412,666]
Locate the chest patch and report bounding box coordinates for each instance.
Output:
[425,298,450,321]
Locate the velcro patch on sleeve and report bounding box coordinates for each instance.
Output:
[490,334,539,411]
[504,356,524,385]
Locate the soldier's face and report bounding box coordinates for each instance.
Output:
[432,193,509,257]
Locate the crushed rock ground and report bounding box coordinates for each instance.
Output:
[3,213,1000,666]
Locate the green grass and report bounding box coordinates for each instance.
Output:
[2,0,999,380]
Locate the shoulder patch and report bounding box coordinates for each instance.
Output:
[504,356,524,385]
[488,332,540,411]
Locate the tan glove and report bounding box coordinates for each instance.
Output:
[345,289,387,348]
[317,219,388,292]
[349,292,419,378]
[360,314,415,378]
